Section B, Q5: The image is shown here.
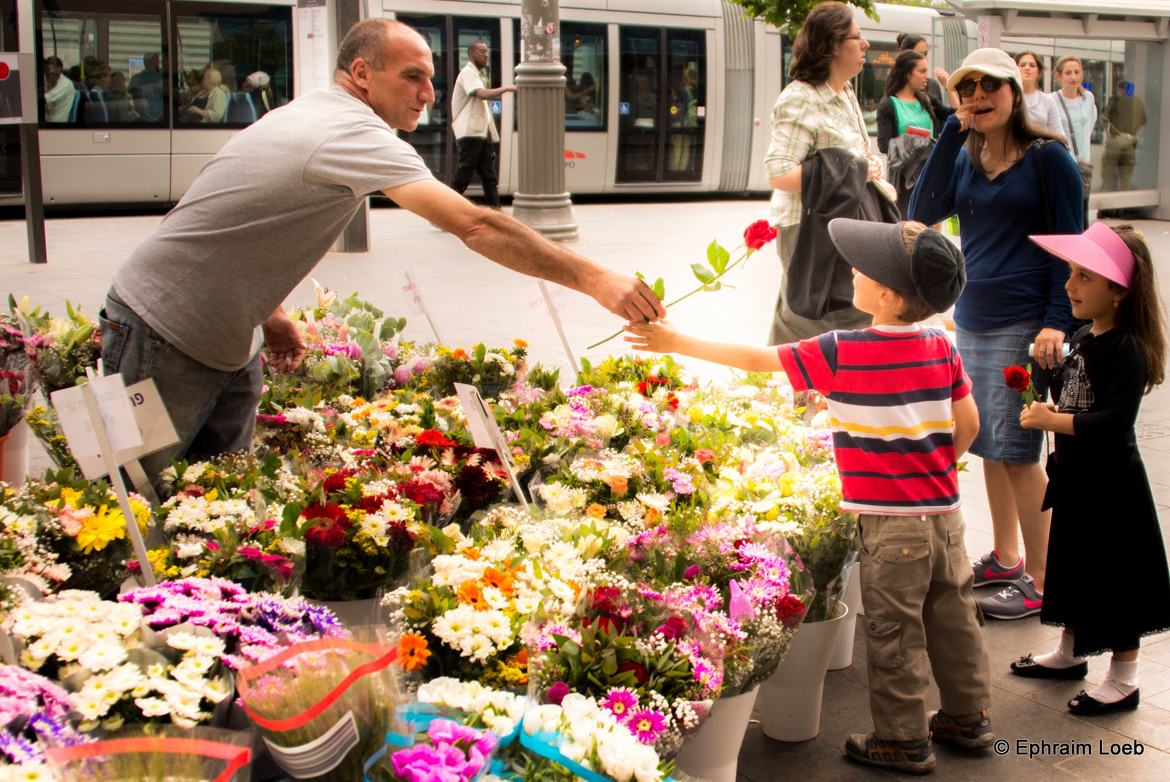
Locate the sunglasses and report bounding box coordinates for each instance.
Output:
[955,74,1007,98]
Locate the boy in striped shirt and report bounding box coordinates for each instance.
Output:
[625,218,992,775]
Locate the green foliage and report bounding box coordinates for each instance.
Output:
[727,0,878,34]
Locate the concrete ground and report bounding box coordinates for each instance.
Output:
[3,201,1170,780]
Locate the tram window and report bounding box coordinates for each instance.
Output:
[857,44,896,136]
[173,3,292,128]
[563,24,606,130]
[512,20,607,131]
[36,1,164,127]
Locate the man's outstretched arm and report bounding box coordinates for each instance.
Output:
[384,178,665,323]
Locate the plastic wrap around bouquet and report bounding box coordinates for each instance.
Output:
[43,725,252,782]
[234,633,401,781]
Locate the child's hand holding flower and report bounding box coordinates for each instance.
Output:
[1019,400,1059,431]
[623,320,680,354]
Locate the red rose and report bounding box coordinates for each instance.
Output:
[743,219,779,251]
[656,615,689,640]
[666,392,679,410]
[1003,365,1031,392]
[694,448,715,464]
[775,594,806,628]
[416,429,458,448]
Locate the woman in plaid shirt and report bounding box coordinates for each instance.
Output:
[763,1,886,344]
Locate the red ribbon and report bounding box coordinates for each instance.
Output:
[45,737,252,782]
[235,637,398,732]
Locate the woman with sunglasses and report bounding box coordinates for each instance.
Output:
[910,48,1083,621]
[763,0,886,344]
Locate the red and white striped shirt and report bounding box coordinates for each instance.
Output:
[777,325,972,515]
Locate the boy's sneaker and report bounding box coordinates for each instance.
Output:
[978,574,1042,619]
[972,551,1024,587]
[929,709,995,750]
[844,733,935,775]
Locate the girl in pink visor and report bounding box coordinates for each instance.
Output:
[1010,222,1170,716]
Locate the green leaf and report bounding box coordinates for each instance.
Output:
[379,319,400,341]
[707,240,730,274]
[691,264,716,284]
[652,277,666,300]
[703,281,723,292]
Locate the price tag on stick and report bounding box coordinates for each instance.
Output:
[537,281,580,374]
[50,371,161,586]
[403,269,445,344]
[454,383,528,510]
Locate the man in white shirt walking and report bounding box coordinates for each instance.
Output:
[451,41,513,208]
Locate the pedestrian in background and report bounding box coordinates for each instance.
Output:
[451,40,514,209]
[1014,51,1065,138]
[895,32,953,107]
[1052,55,1096,224]
[763,0,887,344]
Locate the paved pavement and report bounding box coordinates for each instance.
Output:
[3,202,1170,780]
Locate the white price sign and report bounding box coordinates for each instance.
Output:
[53,378,179,479]
[454,383,528,510]
[51,374,142,459]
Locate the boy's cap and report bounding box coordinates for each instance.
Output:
[828,219,967,314]
[947,47,1023,94]
[1029,222,1135,288]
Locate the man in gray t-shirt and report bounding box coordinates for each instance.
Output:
[102,19,664,486]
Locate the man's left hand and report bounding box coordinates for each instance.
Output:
[593,272,667,323]
[263,312,306,372]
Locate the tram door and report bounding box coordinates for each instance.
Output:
[397,14,500,185]
[616,26,705,184]
[0,0,17,197]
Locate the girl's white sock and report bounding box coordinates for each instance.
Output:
[1034,631,1085,669]
[1086,658,1139,704]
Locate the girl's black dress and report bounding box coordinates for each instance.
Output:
[1041,325,1170,657]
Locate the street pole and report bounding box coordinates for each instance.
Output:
[514,0,578,241]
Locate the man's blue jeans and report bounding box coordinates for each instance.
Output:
[99,291,261,486]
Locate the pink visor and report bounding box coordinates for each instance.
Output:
[1029,222,1135,288]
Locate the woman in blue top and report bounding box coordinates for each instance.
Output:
[910,48,1082,620]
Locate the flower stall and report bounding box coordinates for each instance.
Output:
[0,227,859,781]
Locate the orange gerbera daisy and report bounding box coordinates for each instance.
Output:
[462,547,481,561]
[398,633,431,671]
[457,580,487,609]
[482,567,515,597]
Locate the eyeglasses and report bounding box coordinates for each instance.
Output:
[955,74,1007,98]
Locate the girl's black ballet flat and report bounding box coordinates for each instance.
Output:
[1067,688,1139,715]
[1010,654,1088,680]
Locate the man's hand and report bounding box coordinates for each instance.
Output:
[623,319,680,354]
[934,66,950,86]
[262,311,306,372]
[592,271,666,323]
[1031,327,1066,370]
[1020,400,1058,431]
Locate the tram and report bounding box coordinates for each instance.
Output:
[0,0,1129,206]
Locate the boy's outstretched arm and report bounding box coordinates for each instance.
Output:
[952,394,980,458]
[624,321,785,373]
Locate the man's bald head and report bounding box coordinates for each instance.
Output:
[336,18,425,73]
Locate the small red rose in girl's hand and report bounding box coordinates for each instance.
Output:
[1003,364,1038,405]
[1003,365,1030,391]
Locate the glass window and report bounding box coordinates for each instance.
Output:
[36,0,165,127]
[857,44,897,135]
[563,23,606,131]
[513,19,607,132]
[172,3,292,128]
